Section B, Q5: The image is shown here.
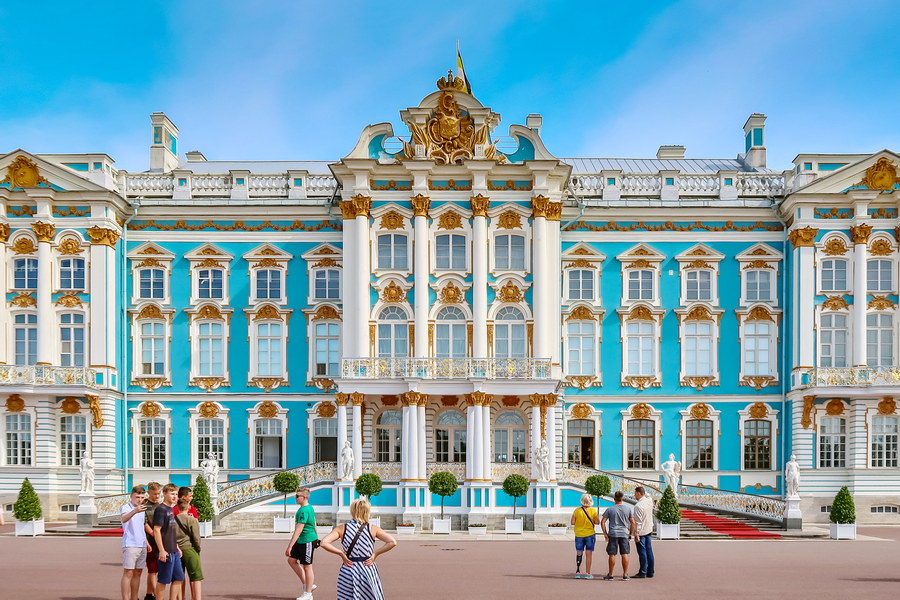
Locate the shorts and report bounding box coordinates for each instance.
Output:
[606,536,630,556]
[146,549,159,574]
[289,541,316,565]
[180,547,204,581]
[122,546,147,570]
[156,552,184,584]
[575,535,596,552]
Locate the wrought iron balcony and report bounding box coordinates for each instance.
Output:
[0,365,99,388]
[802,367,900,387]
[341,357,552,380]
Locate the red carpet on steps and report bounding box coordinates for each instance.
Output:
[86,528,123,536]
[680,509,782,539]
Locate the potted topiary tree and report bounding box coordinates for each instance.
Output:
[655,486,681,539]
[585,475,611,533]
[829,486,856,539]
[272,471,300,533]
[14,478,44,536]
[355,473,383,528]
[429,471,458,534]
[192,476,215,538]
[502,474,529,534]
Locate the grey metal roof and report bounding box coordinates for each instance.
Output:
[176,160,334,174]
[562,157,776,174]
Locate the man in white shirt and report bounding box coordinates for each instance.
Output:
[120,486,149,600]
[632,486,655,578]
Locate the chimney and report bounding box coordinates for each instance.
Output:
[656,145,685,160]
[185,150,207,162]
[150,112,180,172]
[526,113,543,134]
[742,113,767,169]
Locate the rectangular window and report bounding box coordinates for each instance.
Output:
[198,321,224,376]
[5,414,32,466]
[139,419,167,468]
[685,270,712,301]
[743,321,772,376]
[198,269,224,299]
[140,322,166,375]
[819,313,848,367]
[436,234,466,270]
[197,419,225,466]
[867,259,892,292]
[866,313,894,367]
[59,258,85,290]
[256,269,282,300]
[567,321,595,375]
[138,268,165,299]
[255,419,284,468]
[14,313,38,366]
[818,416,846,468]
[685,419,713,469]
[871,416,899,468]
[14,258,38,289]
[820,260,847,292]
[314,269,340,299]
[743,420,771,470]
[257,322,284,376]
[683,322,713,376]
[625,321,655,376]
[568,270,594,300]
[495,234,525,270]
[436,322,467,358]
[59,415,86,466]
[377,234,408,270]
[745,270,772,302]
[59,313,86,367]
[314,322,340,376]
[627,270,654,300]
[626,419,655,469]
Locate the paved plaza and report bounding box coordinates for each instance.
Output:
[1,523,899,599]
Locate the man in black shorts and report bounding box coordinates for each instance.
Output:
[600,490,636,580]
[285,488,318,600]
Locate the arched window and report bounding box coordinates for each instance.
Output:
[436,306,467,358]
[494,306,526,358]
[818,416,846,468]
[626,419,655,469]
[871,415,899,468]
[685,420,714,469]
[196,418,225,466]
[494,411,526,463]
[313,418,337,462]
[59,414,87,466]
[743,420,772,470]
[255,418,284,468]
[375,410,402,462]
[377,307,408,358]
[567,419,595,467]
[139,418,167,468]
[435,410,466,463]
[59,313,86,367]
[5,413,32,466]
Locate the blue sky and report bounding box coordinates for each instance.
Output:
[2,0,899,172]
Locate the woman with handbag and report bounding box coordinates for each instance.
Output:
[319,499,397,600]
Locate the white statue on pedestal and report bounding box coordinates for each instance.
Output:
[340,441,355,480]
[785,454,801,498]
[661,453,682,497]
[79,451,95,494]
[535,440,551,482]
[200,452,220,495]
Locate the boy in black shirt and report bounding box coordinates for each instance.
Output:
[152,483,184,598]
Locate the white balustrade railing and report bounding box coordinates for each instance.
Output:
[0,365,99,388]
[803,367,900,387]
[620,174,660,194]
[362,461,403,482]
[307,175,338,193]
[341,357,552,379]
[677,484,786,523]
[679,174,719,194]
[125,173,173,193]
[249,175,289,194]
[192,175,230,195]
[735,173,785,195]
[558,463,662,499]
[123,172,337,197]
[491,462,531,482]
[570,172,784,198]
[426,462,466,480]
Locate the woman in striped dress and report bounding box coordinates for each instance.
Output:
[320,499,397,600]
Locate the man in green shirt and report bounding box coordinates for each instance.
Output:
[285,487,318,600]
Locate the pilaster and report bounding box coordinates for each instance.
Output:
[471,194,490,357]
[87,227,120,379]
[850,223,871,366]
[33,221,56,365]
[411,195,430,356]
[350,392,364,478]
[335,393,349,480]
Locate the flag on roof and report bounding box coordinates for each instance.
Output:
[456,41,472,95]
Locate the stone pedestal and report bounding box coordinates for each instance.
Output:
[531,482,565,530]
[335,481,356,521]
[77,492,98,528]
[784,496,802,530]
[400,482,429,529]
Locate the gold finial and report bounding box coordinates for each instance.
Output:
[437,71,467,92]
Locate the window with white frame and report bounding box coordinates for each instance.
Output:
[820,259,848,292]
[254,418,284,468]
[494,306,526,358]
[626,419,655,469]
[495,234,525,270]
[685,270,713,302]
[567,419,595,467]
[313,322,340,376]
[685,419,714,469]
[196,418,225,466]
[313,269,340,300]
[627,270,654,301]
[436,234,466,270]
[866,313,894,367]
[625,320,656,376]
[743,419,771,470]
[375,410,402,462]
[745,270,773,302]
[436,306,467,358]
[818,416,846,468]
[197,269,225,300]
[59,258,85,290]
[59,313,86,367]
[742,321,774,376]
[566,321,596,376]
[197,321,225,376]
[313,417,338,462]
[494,411,526,463]
[138,418,167,468]
[13,258,38,290]
[14,313,37,366]
[377,233,408,270]
[435,410,466,462]
[819,313,848,367]
[257,322,284,376]
[5,413,32,466]
[255,269,282,301]
[138,268,165,299]
[59,414,87,466]
[871,415,899,468]
[682,321,714,376]
[139,321,166,375]
[868,259,893,292]
[568,269,594,301]
[377,307,408,358]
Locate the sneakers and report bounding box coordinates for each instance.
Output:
[622,575,630,581]
[633,573,647,579]
[144,595,156,600]
[296,593,312,600]
[583,574,594,580]
[603,574,614,581]
[574,574,581,579]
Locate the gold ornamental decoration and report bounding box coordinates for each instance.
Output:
[56,293,83,308]
[192,305,225,321]
[87,395,103,429]
[258,401,279,418]
[742,260,774,270]
[869,238,894,256]
[566,306,595,321]
[877,397,897,415]
[821,237,848,255]
[140,401,161,418]
[6,394,25,412]
[11,236,37,254]
[10,293,36,307]
[822,296,849,311]
[849,224,873,244]
[857,157,900,190]
[192,377,226,392]
[748,402,769,418]
[137,304,166,320]
[410,194,430,217]
[626,305,655,322]
[470,194,490,217]
[31,222,56,243]
[571,403,591,419]
[379,211,405,230]
[745,306,775,322]
[690,403,711,420]
[531,196,551,219]
[311,305,340,321]
[402,391,425,406]
[2,156,50,188]
[381,281,406,303]
[623,376,659,391]
[60,397,82,414]
[437,211,463,230]
[501,395,519,407]
[497,280,523,303]
[566,375,597,389]
[741,376,776,390]
[868,296,895,310]
[496,211,523,230]
[631,402,652,419]
[682,376,717,391]
[683,305,714,322]
[198,401,219,418]
[0,223,9,243]
[546,202,563,221]
[86,226,120,247]
[439,281,463,304]
[251,377,284,393]
[825,399,845,416]
[316,402,336,418]
[334,393,350,407]
[58,238,84,255]
[350,392,365,406]
[340,195,372,219]
[788,227,818,248]
[312,378,336,392]
[801,396,814,429]
[466,391,493,406]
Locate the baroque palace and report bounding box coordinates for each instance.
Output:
[1,72,900,528]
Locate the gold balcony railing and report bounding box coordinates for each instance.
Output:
[803,367,900,387]
[0,365,99,388]
[341,357,552,380]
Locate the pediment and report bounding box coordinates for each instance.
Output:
[795,150,900,195]
[617,243,665,262]
[563,242,605,261]
[243,243,293,261]
[129,242,174,259]
[0,150,109,193]
[736,243,782,261]
[185,243,232,261]
[676,243,724,262]
[301,243,342,261]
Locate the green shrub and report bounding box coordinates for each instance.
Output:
[355,473,383,499]
[502,474,529,517]
[13,478,42,521]
[830,486,856,524]
[655,486,681,524]
[428,471,459,520]
[192,476,215,522]
[273,471,301,518]
[585,475,611,506]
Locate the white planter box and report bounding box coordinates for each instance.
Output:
[656,522,680,540]
[433,517,452,534]
[316,525,333,537]
[15,519,44,537]
[548,526,568,536]
[396,526,416,535]
[505,518,524,534]
[468,526,488,536]
[830,523,857,540]
[199,521,213,538]
[273,517,294,533]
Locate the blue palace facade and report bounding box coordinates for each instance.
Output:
[2,73,900,527]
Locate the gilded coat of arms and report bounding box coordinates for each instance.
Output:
[858,157,900,191]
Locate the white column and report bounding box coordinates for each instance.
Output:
[0,221,8,364]
[531,206,549,360]
[851,226,869,366]
[87,228,119,375]
[350,393,363,478]
[341,210,358,359]
[546,209,562,370]
[466,396,479,480]
[795,240,816,370]
[401,403,411,480]
[481,401,491,482]
[529,396,542,480]
[33,221,56,365]
[336,394,349,479]
[547,398,559,481]
[471,196,489,357]
[355,207,371,357]
[417,401,426,479]
[412,196,430,356]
